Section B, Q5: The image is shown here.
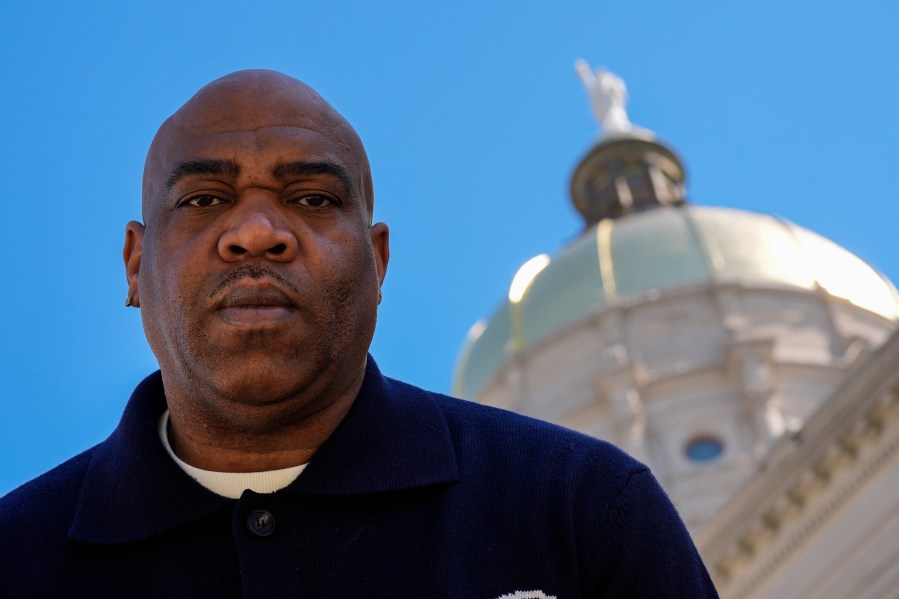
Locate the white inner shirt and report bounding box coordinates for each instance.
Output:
[158,410,306,499]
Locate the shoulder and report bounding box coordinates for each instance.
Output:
[384,378,719,596]
[0,446,103,594]
[0,446,97,542]
[385,376,646,503]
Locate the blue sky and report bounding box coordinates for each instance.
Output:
[2,0,897,494]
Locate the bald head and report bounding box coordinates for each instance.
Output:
[142,69,373,222]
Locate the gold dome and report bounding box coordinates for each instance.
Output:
[453,205,899,399]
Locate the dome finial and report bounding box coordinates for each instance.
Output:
[571,60,687,227]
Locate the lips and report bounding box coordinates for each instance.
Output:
[215,281,298,326]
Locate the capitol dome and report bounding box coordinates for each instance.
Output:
[451,67,899,532]
[454,204,899,400]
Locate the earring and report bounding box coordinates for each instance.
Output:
[125,296,134,307]
[378,289,383,305]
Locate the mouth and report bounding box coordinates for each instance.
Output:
[215,280,299,327]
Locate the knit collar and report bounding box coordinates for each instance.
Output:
[68,357,459,544]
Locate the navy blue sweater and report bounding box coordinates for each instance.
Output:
[0,359,717,598]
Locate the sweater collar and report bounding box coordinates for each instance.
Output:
[69,357,459,544]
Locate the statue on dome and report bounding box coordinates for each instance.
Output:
[575,60,634,137]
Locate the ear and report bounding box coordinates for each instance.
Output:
[123,221,145,308]
[370,222,390,289]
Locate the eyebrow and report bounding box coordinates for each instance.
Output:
[272,161,355,195]
[166,159,241,190]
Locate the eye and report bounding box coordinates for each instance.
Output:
[293,194,335,207]
[181,195,226,208]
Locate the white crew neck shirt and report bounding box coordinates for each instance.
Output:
[158,410,306,499]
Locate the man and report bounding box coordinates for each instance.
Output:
[0,70,718,598]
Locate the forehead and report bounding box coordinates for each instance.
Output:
[143,72,372,215]
[159,95,363,173]
[162,123,362,176]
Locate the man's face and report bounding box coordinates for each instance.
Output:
[125,72,388,417]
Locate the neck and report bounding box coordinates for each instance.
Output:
[163,362,365,472]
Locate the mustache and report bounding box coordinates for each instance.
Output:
[209,264,301,298]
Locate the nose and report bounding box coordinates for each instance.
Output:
[217,204,299,263]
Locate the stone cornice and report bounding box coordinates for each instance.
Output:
[695,329,899,597]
